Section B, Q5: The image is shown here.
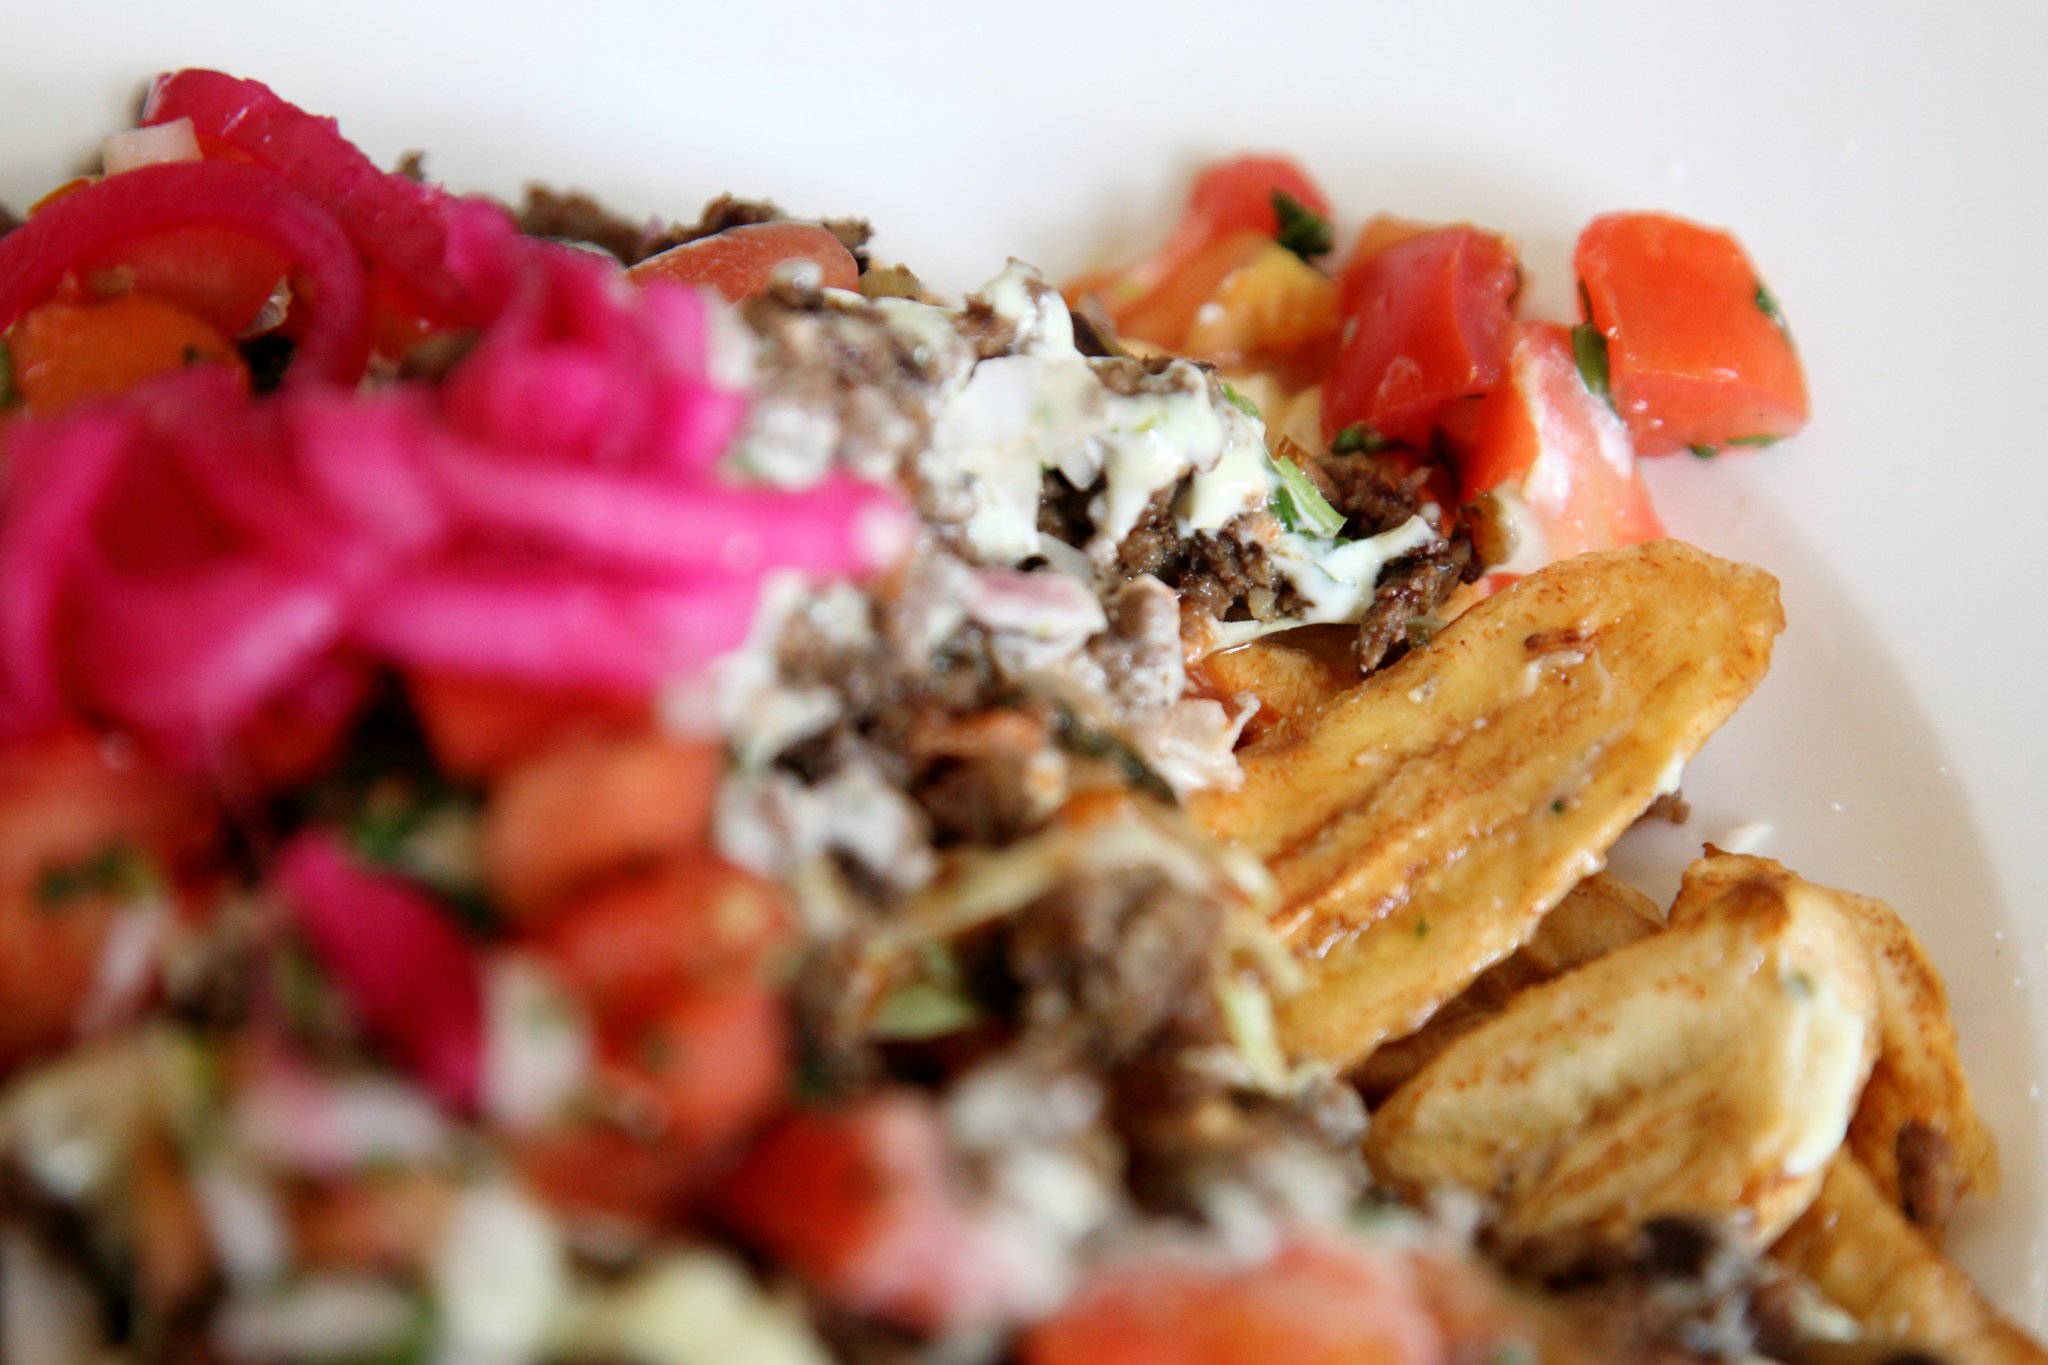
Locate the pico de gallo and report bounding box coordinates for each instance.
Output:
[0,72,1830,1365]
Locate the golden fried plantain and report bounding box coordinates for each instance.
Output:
[1675,854,2000,1238]
[1771,1157,2046,1365]
[1192,540,1783,1065]
[1354,872,1664,1103]
[1366,858,1877,1254]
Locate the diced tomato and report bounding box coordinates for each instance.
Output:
[480,732,720,923]
[1574,212,1808,456]
[1115,229,1271,353]
[1320,226,1520,447]
[1019,1238,1447,1365]
[406,669,650,782]
[512,1120,701,1233]
[1458,323,1665,563]
[0,732,215,1072]
[74,224,292,339]
[1335,214,1439,296]
[1068,154,1331,323]
[8,293,246,415]
[532,855,791,1023]
[720,1093,1022,1334]
[628,222,860,302]
[602,986,787,1156]
[1180,240,1341,382]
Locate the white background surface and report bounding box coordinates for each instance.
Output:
[6,0,2043,1328]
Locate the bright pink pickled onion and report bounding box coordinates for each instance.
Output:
[426,438,907,578]
[142,69,476,327]
[273,831,484,1112]
[67,558,352,756]
[0,160,370,385]
[0,412,128,735]
[351,561,766,690]
[284,390,446,551]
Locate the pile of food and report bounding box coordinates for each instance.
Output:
[0,70,2035,1365]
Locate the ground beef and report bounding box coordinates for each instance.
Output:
[1005,868,1225,1065]
[1098,490,1298,625]
[1896,1121,1964,1231]
[1352,533,1481,672]
[512,187,874,268]
[738,280,950,487]
[1319,452,1437,538]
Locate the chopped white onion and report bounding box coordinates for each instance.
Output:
[481,953,592,1133]
[214,1275,419,1362]
[234,1066,453,1174]
[433,1181,566,1362]
[192,1161,291,1289]
[101,117,201,175]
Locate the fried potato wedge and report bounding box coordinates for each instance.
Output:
[1355,872,1663,1102]
[1771,1157,2047,1365]
[1191,540,1783,1065]
[1366,860,1877,1254]
[1675,854,2000,1237]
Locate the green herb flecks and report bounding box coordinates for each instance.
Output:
[1220,381,1262,420]
[1571,322,1612,400]
[1051,706,1177,805]
[1405,615,1445,651]
[1414,919,1431,940]
[1755,279,1789,333]
[1726,433,1782,449]
[871,943,982,1042]
[1689,443,1720,459]
[1551,798,1568,815]
[1271,458,1347,539]
[1330,422,1390,456]
[1271,190,1334,260]
[35,844,157,911]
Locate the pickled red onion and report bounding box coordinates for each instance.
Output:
[0,160,370,385]
[143,69,478,328]
[274,831,484,1112]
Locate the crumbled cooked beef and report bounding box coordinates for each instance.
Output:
[391,149,428,183]
[1101,491,1299,625]
[511,187,874,268]
[1319,452,1437,538]
[1352,533,1481,672]
[1006,868,1224,1064]
[1638,790,1692,826]
[1897,1120,1964,1231]
[737,280,955,487]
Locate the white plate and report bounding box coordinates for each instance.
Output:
[9,0,2044,1328]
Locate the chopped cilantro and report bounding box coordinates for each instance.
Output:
[1050,706,1177,805]
[1570,322,1611,400]
[1726,433,1782,449]
[1688,443,1720,459]
[1271,190,1334,259]
[871,981,982,1041]
[1755,279,1788,332]
[35,844,156,910]
[1405,615,1445,651]
[1785,970,1817,999]
[1551,798,1568,815]
[1414,918,1431,940]
[1330,421,1389,455]
[1271,458,1347,539]
[1576,277,1596,323]
[1220,381,1262,420]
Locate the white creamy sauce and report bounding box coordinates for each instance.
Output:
[897,262,1435,637]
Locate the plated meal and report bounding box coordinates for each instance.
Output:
[0,69,2038,1365]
